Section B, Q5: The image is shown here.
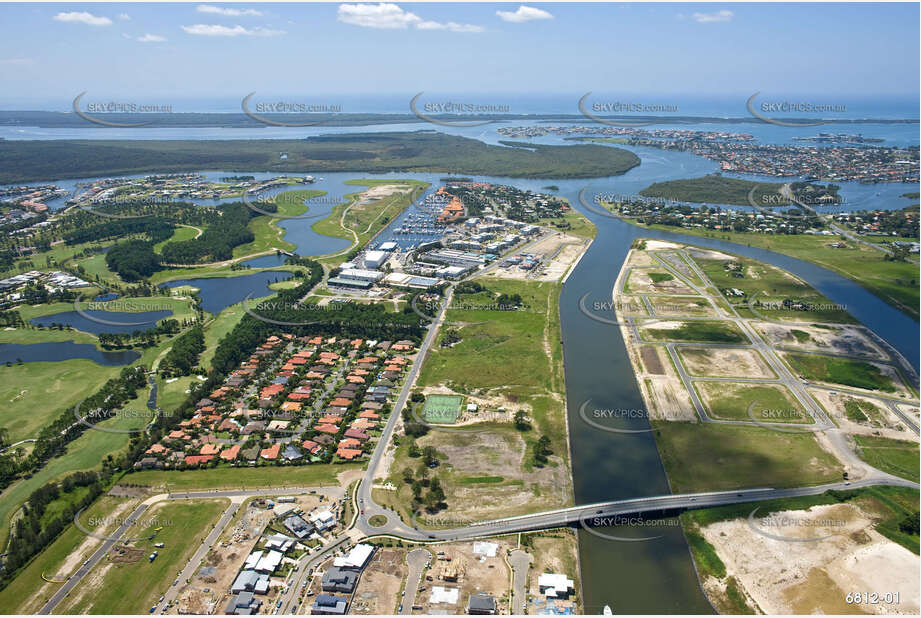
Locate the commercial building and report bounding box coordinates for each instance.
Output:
[363,250,389,269]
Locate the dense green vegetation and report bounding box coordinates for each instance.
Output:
[159,203,254,264]
[0,133,640,183]
[785,353,897,392]
[639,174,785,206]
[106,240,162,281]
[641,320,748,343]
[159,325,205,377]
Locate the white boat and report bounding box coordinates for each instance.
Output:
[603,605,613,615]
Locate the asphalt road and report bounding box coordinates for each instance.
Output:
[400,548,431,614]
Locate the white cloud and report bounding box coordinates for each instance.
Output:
[181,24,284,37]
[0,58,33,66]
[137,34,167,43]
[496,5,553,23]
[337,3,482,32]
[417,20,484,33]
[197,5,263,17]
[692,10,733,23]
[53,11,113,26]
[118,13,131,21]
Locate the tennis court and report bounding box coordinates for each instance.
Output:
[421,394,463,423]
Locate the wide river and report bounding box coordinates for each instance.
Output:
[2,131,918,612]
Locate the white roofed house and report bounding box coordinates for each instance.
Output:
[538,572,574,599]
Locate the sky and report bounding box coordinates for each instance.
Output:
[0,2,918,111]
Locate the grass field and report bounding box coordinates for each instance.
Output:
[696,254,858,324]
[0,358,127,443]
[422,394,463,423]
[639,319,748,344]
[652,420,844,492]
[696,383,809,424]
[0,495,138,613]
[785,353,897,392]
[0,410,147,549]
[58,499,228,614]
[855,435,920,483]
[640,223,918,320]
[121,463,359,490]
[154,225,200,253]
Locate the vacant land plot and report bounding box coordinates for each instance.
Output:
[625,269,695,295]
[120,463,359,490]
[350,548,407,615]
[649,295,717,317]
[677,347,775,379]
[809,388,912,439]
[57,499,228,614]
[754,322,889,360]
[696,255,857,324]
[639,319,748,344]
[687,488,920,614]
[784,352,902,394]
[695,382,809,424]
[653,421,844,492]
[855,435,920,483]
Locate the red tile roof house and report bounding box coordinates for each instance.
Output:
[184,455,213,467]
[358,410,380,420]
[220,444,241,461]
[260,443,281,460]
[314,423,340,435]
[344,428,370,442]
[336,447,363,460]
[329,398,353,408]
[301,439,322,455]
[338,437,362,450]
[200,443,222,456]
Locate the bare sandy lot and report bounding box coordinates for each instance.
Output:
[620,326,696,422]
[649,295,718,317]
[677,347,776,379]
[809,388,919,440]
[700,501,920,615]
[350,548,406,614]
[625,268,696,295]
[361,184,412,200]
[754,322,889,361]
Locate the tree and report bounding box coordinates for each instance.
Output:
[514,411,531,431]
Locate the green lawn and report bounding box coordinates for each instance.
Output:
[641,224,919,320]
[652,421,844,492]
[122,463,360,490]
[855,435,920,483]
[639,319,748,344]
[0,410,147,549]
[153,225,200,253]
[0,495,137,614]
[696,383,809,423]
[785,353,897,392]
[60,499,229,614]
[0,358,125,443]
